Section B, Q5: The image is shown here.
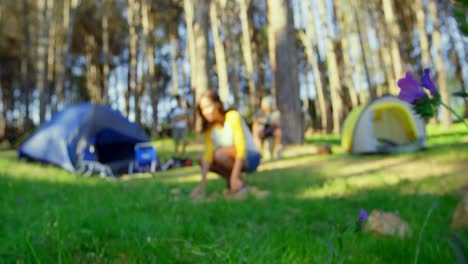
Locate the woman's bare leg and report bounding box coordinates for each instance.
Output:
[198,147,246,190]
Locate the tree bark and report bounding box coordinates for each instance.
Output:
[239,0,257,113]
[36,0,49,124]
[194,0,210,97]
[142,0,158,137]
[210,0,230,104]
[169,26,180,96]
[335,0,358,109]
[54,0,80,112]
[0,66,13,140]
[133,0,143,125]
[318,0,344,133]
[302,0,331,132]
[382,0,403,95]
[46,0,55,86]
[101,0,110,105]
[21,0,32,131]
[267,1,276,100]
[447,24,468,118]
[126,0,138,117]
[192,0,211,131]
[85,34,99,103]
[372,2,394,96]
[353,3,376,100]
[414,0,432,69]
[268,0,303,143]
[184,0,197,92]
[428,0,451,127]
[233,62,240,108]
[239,0,256,113]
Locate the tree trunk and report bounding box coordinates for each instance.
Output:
[267,2,276,100]
[382,0,403,95]
[21,0,32,131]
[268,0,303,144]
[239,0,256,113]
[142,0,158,137]
[46,0,56,119]
[365,2,386,97]
[0,68,13,140]
[398,5,418,69]
[335,0,358,109]
[85,34,99,103]
[194,0,211,97]
[306,1,332,133]
[179,57,187,92]
[150,67,160,138]
[373,2,395,96]
[184,0,197,93]
[448,26,468,118]
[169,27,180,96]
[36,0,50,124]
[353,4,376,100]
[233,62,240,108]
[126,0,138,117]
[414,0,432,69]
[55,0,80,112]
[101,0,110,105]
[428,0,451,127]
[257,62,265,102]
[135,48,143,125]
[210,0,230,104]
[303,0,331,132]
[251,8,266,106]
[46,0,55,85]
[318,0,343,133]
[193,0,211,131]
[134,0,143,125]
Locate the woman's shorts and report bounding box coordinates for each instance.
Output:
[244,151,261,173]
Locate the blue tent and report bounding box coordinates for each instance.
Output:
[19,103,150,175]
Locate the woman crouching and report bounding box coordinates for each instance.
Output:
[190,90,261,199]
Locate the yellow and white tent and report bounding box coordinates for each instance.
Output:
[342,96,427,154]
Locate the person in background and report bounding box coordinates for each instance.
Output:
[170,95,190,156]
[252,95,283,160]
[190,90,261,199]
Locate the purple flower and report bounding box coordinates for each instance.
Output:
[397,72,427,104]
[359,209,368,221]
[421,68,437,96]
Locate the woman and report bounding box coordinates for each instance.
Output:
[190,90,261,199]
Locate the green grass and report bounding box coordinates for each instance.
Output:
[1,124,467,263]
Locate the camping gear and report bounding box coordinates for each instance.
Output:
[160,157,193,171]
[76,144,114,177]
[128,142,158,175]
[19,103,150,176]
[342,96,427,154]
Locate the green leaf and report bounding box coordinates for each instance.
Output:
[452,92,468,99]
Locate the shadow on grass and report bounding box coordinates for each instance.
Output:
[305,136,341,146]
[427,129,468,139]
